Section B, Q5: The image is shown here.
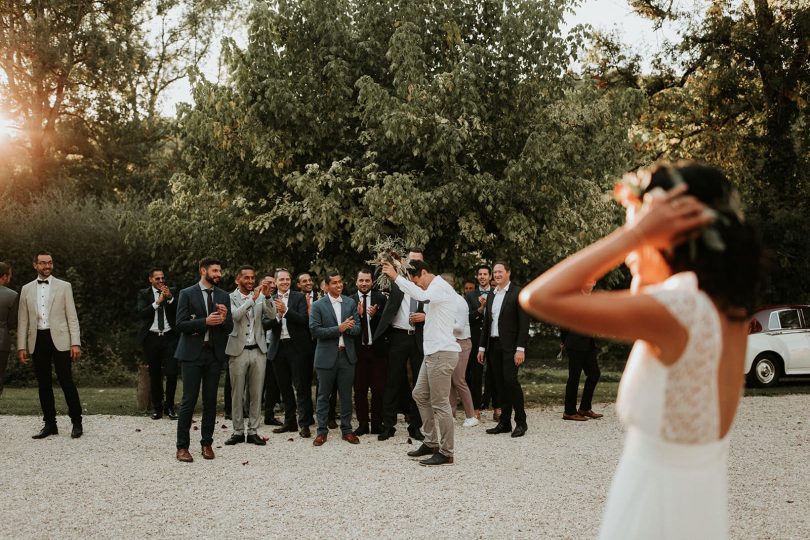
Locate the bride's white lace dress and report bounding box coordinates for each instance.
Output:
[599,272,733,540]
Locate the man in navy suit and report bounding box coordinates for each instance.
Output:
[174,257,233,462]
[309,271,361,446]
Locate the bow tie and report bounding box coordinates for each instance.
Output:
[37,280,49,285]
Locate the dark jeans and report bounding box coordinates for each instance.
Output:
[465,345,483,410]
[315,350,355,436]
[354,344,386,427]
[564,349,601,415]
[271,339,313,428]
[263,348,281,418]
[380,329,422,431]
[143,332,178,412]
[176,349,221,449]
[32,330,82,425]
[489,338,525,426]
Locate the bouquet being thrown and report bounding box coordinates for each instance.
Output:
[366,237,413,290]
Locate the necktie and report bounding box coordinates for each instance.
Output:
[205,289,214,314]
[361,293,369,345]
[37,280,49,285]
[157,304,165,331]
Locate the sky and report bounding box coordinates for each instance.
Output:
[157,0,679,117]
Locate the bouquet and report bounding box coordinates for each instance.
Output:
[366,237,413,290]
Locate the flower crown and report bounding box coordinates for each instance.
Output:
[613,165,745,259]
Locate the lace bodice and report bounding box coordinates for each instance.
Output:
[616,272,723,445]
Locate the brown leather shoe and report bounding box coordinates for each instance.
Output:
[313,434,327,446]
[578,409,604,419]
[201,445,215,459]
[176,448,194,462]
[562,413,589,421]
[342,433,360,444]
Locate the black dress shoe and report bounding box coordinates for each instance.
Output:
[71,424,83,439]
[407,443,437,458]
[151,412,163,420]
[299,426,311,438]
[353,424,370,436]
[511,424,527,438]
[272,424,297,434]
[164,407,178,420]
[224,413,232,421]
[408,426,425,441]
[419,452,453,466]
[224,433,245,445]
[486,423,513,435]
[264,416,283,426]
[32,424,58,439]
[246,434,267,446]
[377,427,396,441]
[370,424,382,435]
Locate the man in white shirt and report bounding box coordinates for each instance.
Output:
[382,260,460,466]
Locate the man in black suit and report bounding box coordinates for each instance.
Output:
[560,281,603,421]
[477,261,530,438]
[136,268,179,420]
[350,268,387,436]
[465,264,493,420]
[174,257,233,462]
[261,273,283,426]
[264,268,314,438]
[373,250,425,442]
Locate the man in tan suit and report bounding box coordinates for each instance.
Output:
[17,251,83,439]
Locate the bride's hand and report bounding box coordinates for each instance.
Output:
[629,184,713,249]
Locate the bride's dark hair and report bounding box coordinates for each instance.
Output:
[643,162,763,320]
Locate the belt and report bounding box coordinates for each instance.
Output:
[391,328,415,335]
[150,330,172,337]
[244,344,259,350]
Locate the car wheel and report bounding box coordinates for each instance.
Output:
[748,354,780,388]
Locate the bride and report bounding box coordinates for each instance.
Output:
[519,162,762,539]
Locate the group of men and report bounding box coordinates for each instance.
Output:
[0,249,536,466]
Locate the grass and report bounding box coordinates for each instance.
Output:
[1,368,808,416]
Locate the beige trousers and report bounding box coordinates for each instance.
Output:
[412,350,458,457]
[229,347,266,435]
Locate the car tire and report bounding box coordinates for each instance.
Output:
[748,354,781,388]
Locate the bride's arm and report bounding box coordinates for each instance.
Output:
[518,187,711,362]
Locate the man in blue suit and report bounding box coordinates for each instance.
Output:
[174,257,233,462]
[309,271,361,446]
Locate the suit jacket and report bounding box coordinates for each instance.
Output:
[466,287,491,352]
[174,283,234,363]
[225,289,276,356]
[17,277,81,354]
[372,282,424,354]
[560,329,596,353]
[309,294,361,369]
[351,289,387,352]
[479,283,530,354]
[262,290,311,362]
[135,286,179,343]
[0,285,19,352]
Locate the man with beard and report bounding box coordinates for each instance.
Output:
[174,257,233,462]
[298,271,336,428]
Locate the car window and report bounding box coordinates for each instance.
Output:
[802,308,810,328]
[770,309,801,330]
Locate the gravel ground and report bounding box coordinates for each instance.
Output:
[0,394,808,539]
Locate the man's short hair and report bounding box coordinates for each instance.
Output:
[275,268,291,279]
[297,271,312,282]
[0,262,10,278]
[33,250,52,262]
[236,265,255,276]
[408,247,424,255]
[357,267,373,278]
[406,260,430,277]
[148,267,163,278]
[493,260,511,272]
[199,256,221,269]
[325,270,341,284]
[475,264,492,275]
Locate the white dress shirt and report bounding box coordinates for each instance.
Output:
[394,275,461,356]
[328,294,345,348]
[358,292,373,345]
[392,291,414,331]
[479,282,524,353]
[198,281,214,341]
[276,291,291,339]
[149,288,174,333]
[239,291,256,346]
[453,293,471,340]
[36,277,51,330]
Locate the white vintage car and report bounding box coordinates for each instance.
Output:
[746,305,810,387]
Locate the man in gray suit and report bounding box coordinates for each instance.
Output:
[309,271,361,446]
[0,262,19,397]
[17,251,83,439]
[224,266,276,446]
